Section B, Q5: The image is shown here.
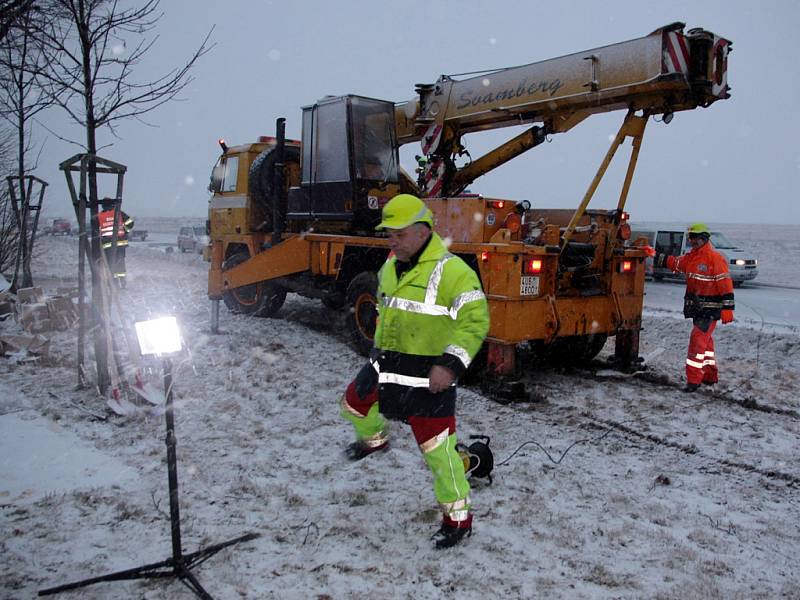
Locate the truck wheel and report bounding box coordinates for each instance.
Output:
[248,145,301,229]
[221,251,287,317]
[547,333,608,366]
[346,272,378,356]
[571,333,608,364]
[321,294,346,310]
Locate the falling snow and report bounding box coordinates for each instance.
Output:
[1,224,798,599]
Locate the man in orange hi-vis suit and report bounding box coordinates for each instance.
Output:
[645,223,735,392]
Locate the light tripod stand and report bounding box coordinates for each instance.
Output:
[39,317,259,598]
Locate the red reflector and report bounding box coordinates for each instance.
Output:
[481,251,489,262]
[524,258,542,274]
[620,260,633,273]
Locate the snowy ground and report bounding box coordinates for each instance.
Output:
[1,227,799,600]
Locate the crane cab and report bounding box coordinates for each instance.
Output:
[286,95,402,232]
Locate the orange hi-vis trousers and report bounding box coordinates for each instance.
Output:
[686,318,718,385]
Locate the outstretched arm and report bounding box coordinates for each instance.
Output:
[641,245,683,273]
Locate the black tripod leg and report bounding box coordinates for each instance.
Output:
[38,556,175,596]
[182,532,261,570]
[177,566,214,600]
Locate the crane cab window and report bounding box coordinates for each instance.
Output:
[351,97,398,183]
[301,108,313,185]
[300,95,398,185]
[309,99,349,183]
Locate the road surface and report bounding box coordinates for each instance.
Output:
[643,278,800,333]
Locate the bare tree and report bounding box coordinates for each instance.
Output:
[38,0,212,146]
[0,4,53,289]
[0,0,37,43]
[0,127,20,275]
[35,0,212,392]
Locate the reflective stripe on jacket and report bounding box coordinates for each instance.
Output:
[666,242,734,320]
[99,209,134,248]
[374,232,489,420]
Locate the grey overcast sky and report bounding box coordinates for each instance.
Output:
[34,0,800,224]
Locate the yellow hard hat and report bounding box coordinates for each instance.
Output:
[376,194,433,230]
[687,222,710,236]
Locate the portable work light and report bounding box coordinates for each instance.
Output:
[41,315,258,598]
[134,316,182,356]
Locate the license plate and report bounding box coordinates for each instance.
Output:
[520,275,540,296]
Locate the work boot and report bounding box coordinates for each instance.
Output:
[432,515,472,549]
[683,383,701,393]
[701,380,717,387]
[344,440,388,461]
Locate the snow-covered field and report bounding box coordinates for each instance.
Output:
[1,226,799,599]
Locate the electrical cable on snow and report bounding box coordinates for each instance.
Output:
[495,423,618,467]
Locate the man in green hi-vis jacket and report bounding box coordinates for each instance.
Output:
[340,193,489,549]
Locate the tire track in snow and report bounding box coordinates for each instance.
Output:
[583,414,800,487]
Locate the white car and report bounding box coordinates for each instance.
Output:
[177,226,209,254]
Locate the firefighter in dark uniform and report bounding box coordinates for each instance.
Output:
[98,197,134,288]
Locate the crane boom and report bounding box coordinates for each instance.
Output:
[397,22,729,140]
[394,22,731,197]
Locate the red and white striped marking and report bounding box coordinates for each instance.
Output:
[421,123,443,156]
[662,30,690,74]
[711,36,730,97]
[422,158,445,198]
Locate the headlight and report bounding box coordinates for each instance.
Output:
[753,259,758,266]
[734,259,745,266]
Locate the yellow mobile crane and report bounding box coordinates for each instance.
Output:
[207,22,730,384]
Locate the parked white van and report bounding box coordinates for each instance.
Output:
[631,226,758,287]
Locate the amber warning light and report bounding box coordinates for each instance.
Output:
[619,260,633,273]
[524,259,543,274]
